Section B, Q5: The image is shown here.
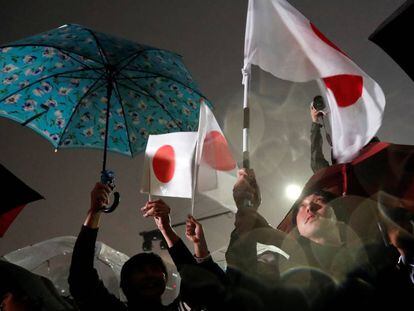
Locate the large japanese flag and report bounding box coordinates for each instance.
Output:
[196,103,237,193]
[141,132,197,198]
[244,0,385,163]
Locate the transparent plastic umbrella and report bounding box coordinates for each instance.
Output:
[2,236,180,304]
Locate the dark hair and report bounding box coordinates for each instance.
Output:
[120,252,167,295]
[291,190,338,226]
[0,288,42,311]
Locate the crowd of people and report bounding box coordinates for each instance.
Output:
[1,101,414,310]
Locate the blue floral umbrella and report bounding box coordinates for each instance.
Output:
[0,24,210,210]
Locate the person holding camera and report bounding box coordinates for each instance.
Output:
[310,96,331,173]
[309,95,380,173]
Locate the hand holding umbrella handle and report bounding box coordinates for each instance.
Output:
[100,170,120,213]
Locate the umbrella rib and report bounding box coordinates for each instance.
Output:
[0,68,98,104]
[82,28,110,65]
[57,74,107,148]
[0,43,105,67]
[116,80,182,130]
[52,47,107,77]
[120,68,210,101]
[49,46,99,72]
[116,75,159,80]
[114,48,170,74]
[57,75,105,80]
[112,80,134,156]
[115,81,150,98]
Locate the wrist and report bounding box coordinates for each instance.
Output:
[84,210,102,229]
[194,251,211,263]
[89,204,103,214]
[194,245,210,258]
[194,240,209,257]
[88,206,103,216]
[159,224,173,233]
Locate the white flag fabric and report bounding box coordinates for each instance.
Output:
[244,0,385,163]
[196,103,237,192]
[141,132,197,198]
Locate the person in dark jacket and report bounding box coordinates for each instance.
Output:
[0,260,75,311]
[68,182,205,310]
[368,199,414,307]
[225,169,386,310]
[226,170,366,282]
[309,97,380,173]
[310,103,330,173]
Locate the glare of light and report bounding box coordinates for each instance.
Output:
[285,184,302,201]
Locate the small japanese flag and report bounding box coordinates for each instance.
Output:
[196,103,237,192]
[141,132,197,198]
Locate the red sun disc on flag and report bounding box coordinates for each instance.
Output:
[202,131,236,171]
[310,22,347,57]
[309,23,364,107]
[323,75,363,107]
[153,145,175,183]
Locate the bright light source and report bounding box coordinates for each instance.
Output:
[285,184,302,201]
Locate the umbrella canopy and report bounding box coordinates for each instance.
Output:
[278,142,414,233]
[2,236,180,305]
[0,24,210,168]
[369,0,414,80]
[0,163,43,237]
[3,236,127,300]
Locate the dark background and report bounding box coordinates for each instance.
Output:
[1,0,412,267]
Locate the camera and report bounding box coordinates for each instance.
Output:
[312,95,326,111]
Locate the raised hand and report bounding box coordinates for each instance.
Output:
[141,199,171,231]
[310,104,326,123]
[185,215,204,244]
[233,168,261,209]
[90,182,112,212]
[84,182,112,228]
[186,215,209,258]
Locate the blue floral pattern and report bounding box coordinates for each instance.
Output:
[0,24,211,156]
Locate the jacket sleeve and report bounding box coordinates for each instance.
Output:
[225,209,272,274]
[167,238,197,269]
[225,229,257,277]
[310,122,330,173]
[167,238,225,279]
[68,226,125,310]
[168,239,227,309]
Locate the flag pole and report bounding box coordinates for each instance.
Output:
[148,162,152,202]
[242,66,250,169]
[192,105,204,216]
[191,156,197,216]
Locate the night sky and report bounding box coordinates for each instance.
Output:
[1,0,412,266]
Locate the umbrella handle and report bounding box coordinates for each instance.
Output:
[101,191,120,213]
[100,170,120,213]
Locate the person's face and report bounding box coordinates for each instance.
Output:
[296,193,335,239]
[126,264,167,301]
